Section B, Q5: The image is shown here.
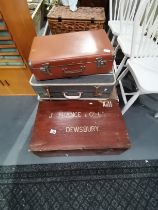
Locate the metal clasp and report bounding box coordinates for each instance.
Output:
[96,57,106,68]
[40,63,52,75]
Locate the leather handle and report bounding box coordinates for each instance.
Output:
[63,92,82,99]
[63,65,85,75]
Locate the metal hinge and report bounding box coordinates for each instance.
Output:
[96,57,106,68]
[40,63,52,75]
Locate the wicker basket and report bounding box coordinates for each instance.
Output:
[47,6,105,34]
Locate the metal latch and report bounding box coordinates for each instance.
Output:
[40,63,52,75]
[96,58,106,68]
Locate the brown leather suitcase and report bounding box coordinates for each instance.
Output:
[29,91,131,155]
[28,29,114,81]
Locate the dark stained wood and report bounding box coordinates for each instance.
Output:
[30,99,131,154]
[0,0,36,64]
[31,148,128,157]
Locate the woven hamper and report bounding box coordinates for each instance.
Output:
[47,6,105,34]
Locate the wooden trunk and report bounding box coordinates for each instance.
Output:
[29,96,131,155]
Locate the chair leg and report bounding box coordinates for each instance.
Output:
[114,43,120,57]
[154,112,158,118]
[115,55,128,78]
[107,28,111,36]
[116,67,129,86]
[111,35,116,45]
[122,92,140,115]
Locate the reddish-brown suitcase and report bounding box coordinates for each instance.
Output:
[29,92,131,155]
[28,29,114,81]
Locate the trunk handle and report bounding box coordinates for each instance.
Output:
[63,65,85,75]
[63,92,82,99]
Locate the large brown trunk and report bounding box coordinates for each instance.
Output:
[29,98,131,155]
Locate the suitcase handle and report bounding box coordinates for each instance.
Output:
[63,92,82,99]
[63,65,85,75]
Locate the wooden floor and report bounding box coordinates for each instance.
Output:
[0,67,36,95]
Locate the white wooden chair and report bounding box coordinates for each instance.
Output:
[116,0,158,115]
[108,0,139,46]
[108,0,122,45]
[115,0,157,78]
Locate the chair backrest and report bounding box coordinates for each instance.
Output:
[131,0,158,58]
[109,0,140,21]
[122,0,140,21]
[119,0,141,35]
[109,0,122,21]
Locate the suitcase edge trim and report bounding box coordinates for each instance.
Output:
[29,73,116,87]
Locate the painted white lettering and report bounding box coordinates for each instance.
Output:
[83,126,88,132]
[91,126,95,132]
[103,101,112,108]
[73,127,80,132]
[58,112,82,118]
[78,112,81,117]
[88,112,102,118]
[65,127,70,132]
[65,126,99,133]
[95,126,99,132]
[89,112,94,117]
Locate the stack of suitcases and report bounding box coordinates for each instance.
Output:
[28,29,131,155]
